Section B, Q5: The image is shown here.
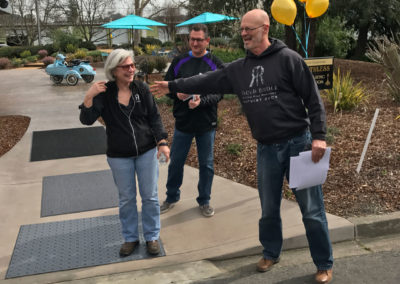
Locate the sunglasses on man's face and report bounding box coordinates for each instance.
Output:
[116,63,135,71]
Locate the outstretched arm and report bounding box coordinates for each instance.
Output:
[150,81,170,98]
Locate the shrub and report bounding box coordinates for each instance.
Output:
[79,41,96,50]
[133,45,144,56]
[138,57,155,74]
[154,56,168,73]
[314,16,353,58]
[87,50,102,62]
[226,143,243,156]
[74,49,87,59]
[145,44,159,55]
[326,126,341,145]
[42,56,55,66]
[211,47,245,63]
[322,68,368,112]
[84,55,93,63]
[37,49,48,59]
[11,58,23,67]
[20,50,31,58]
[210,37,228,47]
[26,55,38,63]
[0,45,53,59]
[66,44,77,54]
[0,57,10,69]
[141,37,162,46]
[51,29,80,52]
[162,41,174,48]
[367,34,400,102]
[155,95,173,106]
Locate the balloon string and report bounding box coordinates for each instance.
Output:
[291,25,308,58]
[302,3,309,58]
[305,21,310,55]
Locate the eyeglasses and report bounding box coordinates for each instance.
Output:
[189,37,206,43]
[239,25,265,33]
[116,63,135,71]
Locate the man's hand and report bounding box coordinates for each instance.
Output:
[188,95,200,109]
[311,139,327,163]
[150,81,170,98]
[177,93,191,101]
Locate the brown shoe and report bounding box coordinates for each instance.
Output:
[146,240,160,255]
[119,241,139,257]
[315,269,333,283]
[256,258,279,272]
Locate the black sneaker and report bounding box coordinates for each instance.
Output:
[160,200,176,214]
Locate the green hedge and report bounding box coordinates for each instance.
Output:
[211,47,245,63]
[0,44,56,59]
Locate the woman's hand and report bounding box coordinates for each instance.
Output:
[84,81,107,108]
[157,145,170,163]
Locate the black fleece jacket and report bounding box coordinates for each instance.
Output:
[165,51,224,133]
[79,80,167,157]
[169,38,327,144]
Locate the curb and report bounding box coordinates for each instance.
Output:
[348,211,400,238]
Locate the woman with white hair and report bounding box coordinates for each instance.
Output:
[79,49,170,257]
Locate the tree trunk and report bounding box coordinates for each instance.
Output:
[354,24,369,59]
[285,25,297,53]
[307,19,317,58]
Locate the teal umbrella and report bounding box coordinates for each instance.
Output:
[102,24,152,30]
[176,12,238,27]
[102,15,165,48]
[102,14,166,28]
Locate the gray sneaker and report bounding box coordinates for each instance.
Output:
[199,204,215,217]
[160,201,176,214]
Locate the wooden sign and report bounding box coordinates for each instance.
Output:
[304,57,334,90]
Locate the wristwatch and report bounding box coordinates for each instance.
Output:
[158,142,168,147]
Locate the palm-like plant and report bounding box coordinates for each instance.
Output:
[367,34,400,102]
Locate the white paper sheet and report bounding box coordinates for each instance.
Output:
[289,147,331,190]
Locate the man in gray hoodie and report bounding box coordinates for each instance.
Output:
[151,9,333,284]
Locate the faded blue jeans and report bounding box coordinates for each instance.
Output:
[166,128,215,206]
[257,131,333,270]
[107,148,160,242]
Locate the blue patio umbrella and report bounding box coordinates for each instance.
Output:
[102,14,166,48]
[102,14,166,28]
[176,12,238,27]
[102,24,152,30]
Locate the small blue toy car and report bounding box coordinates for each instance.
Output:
[45,54,96,86]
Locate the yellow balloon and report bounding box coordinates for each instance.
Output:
[306,0,329,18]
[271,0,297,26]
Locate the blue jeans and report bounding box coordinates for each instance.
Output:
[257,131,333,270]
[107,148,160,242]
[166,128,215,206]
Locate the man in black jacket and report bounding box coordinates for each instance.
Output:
[160,24,224,217]
[151,10,333,284]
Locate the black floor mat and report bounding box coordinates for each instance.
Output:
[30,127,106,161]
[41,170,118,217]
[6,215,165,279]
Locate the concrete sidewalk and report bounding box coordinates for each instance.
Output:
[0,68,396,283]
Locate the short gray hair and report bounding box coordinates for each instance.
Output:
[104,49,134,81]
